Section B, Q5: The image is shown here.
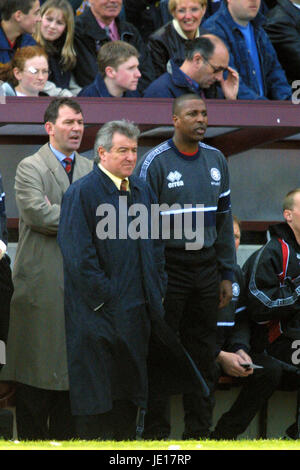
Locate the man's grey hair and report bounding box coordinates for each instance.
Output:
[94,120,140,160]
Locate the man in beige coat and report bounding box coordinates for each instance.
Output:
[0,97,93,440]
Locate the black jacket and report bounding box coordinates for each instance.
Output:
[216,264,251,357]
[123,0,163,41]
[148,21,208,78]
[243,222,300,351]
[0,173,13,366]
[264,0,300,85]
[73,7,154,92]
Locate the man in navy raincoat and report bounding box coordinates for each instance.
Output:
[58,120,207,440]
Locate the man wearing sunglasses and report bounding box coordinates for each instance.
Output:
[143,33,239,100]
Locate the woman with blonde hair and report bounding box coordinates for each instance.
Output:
[148,0,208,78]
[0,45,49,96]
[34,0,81,95]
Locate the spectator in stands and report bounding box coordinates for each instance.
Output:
[0,0,41,64]
[0,172,13,371]
[0,97,93,441]
[0,171,14,440]
[40,0,83,11]
[202,0,272,21]
[202,0,292,100]
[0,45,49,96]
[123,1,164,42]
[210,215,283,440]
[34,0,81,96]
[243,188,300,440]
[148,0,208,79]
[263,0,300,86]
[73,0,154,93]
[143,34,239,99]
[78,40,141,97]
[75,1,91,15]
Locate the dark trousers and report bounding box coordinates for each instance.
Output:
[75,400,138,441]
[15,383,75,441]
[212,352,282,439]
[144,248,220,439]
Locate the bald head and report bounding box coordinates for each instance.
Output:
[184,34,229,63]
[201,34,229,63]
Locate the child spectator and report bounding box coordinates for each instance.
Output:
[78,40,141,97]
[0,45,49,96]
[34,0,81,96]
[0,0,41,64]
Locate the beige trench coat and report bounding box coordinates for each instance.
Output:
[0,144,93,390]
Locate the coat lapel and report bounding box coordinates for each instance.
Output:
[39,144,70,193]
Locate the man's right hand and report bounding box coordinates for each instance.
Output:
[217,350,254,378]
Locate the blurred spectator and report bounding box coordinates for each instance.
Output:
[0,45,49,96]
[210,216,282,440]
[203,0,292,100]
[202,0,222,21]
[148,0,208,78]
[76,0,90,14]
[123,0,164,41]
[243,188,300,440]
[34,0,81,96]
[0,0,41,64]
[264,0,300,85]
[78,40,141,97]
[202,0,272,22]
[143,34,239,99]
[73,0,154,93]
[0,171,14,440]
[40,0,83,11]
[0,172,13,367]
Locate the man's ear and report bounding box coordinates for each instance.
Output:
[44,121,54,136]
[105,66,116,79]
[193,52,204,66]
[172,114,179,128]
[284,209,292,223]
[97,145,106,162]
[12,10,23,24]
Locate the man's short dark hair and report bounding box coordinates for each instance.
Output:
[44,97,83,124]
[0,0,36,21]
[283,189,300,211]
[172,93,205,115]
[184,37,215,62]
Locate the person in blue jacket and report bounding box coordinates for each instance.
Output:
[0,0,41,64]
[143,34,239,100]
[202,0,292,100]
[78,40,141,97]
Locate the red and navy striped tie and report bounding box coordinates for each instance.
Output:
[64,157,72,174]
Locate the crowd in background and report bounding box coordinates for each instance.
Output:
[0,0,300,442]
[0,0,298,100]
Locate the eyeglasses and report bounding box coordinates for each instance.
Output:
[203,57,227,74]
[23,67,49,76]
[176,6,203,15]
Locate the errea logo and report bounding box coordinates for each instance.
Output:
[167,171,184,189]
